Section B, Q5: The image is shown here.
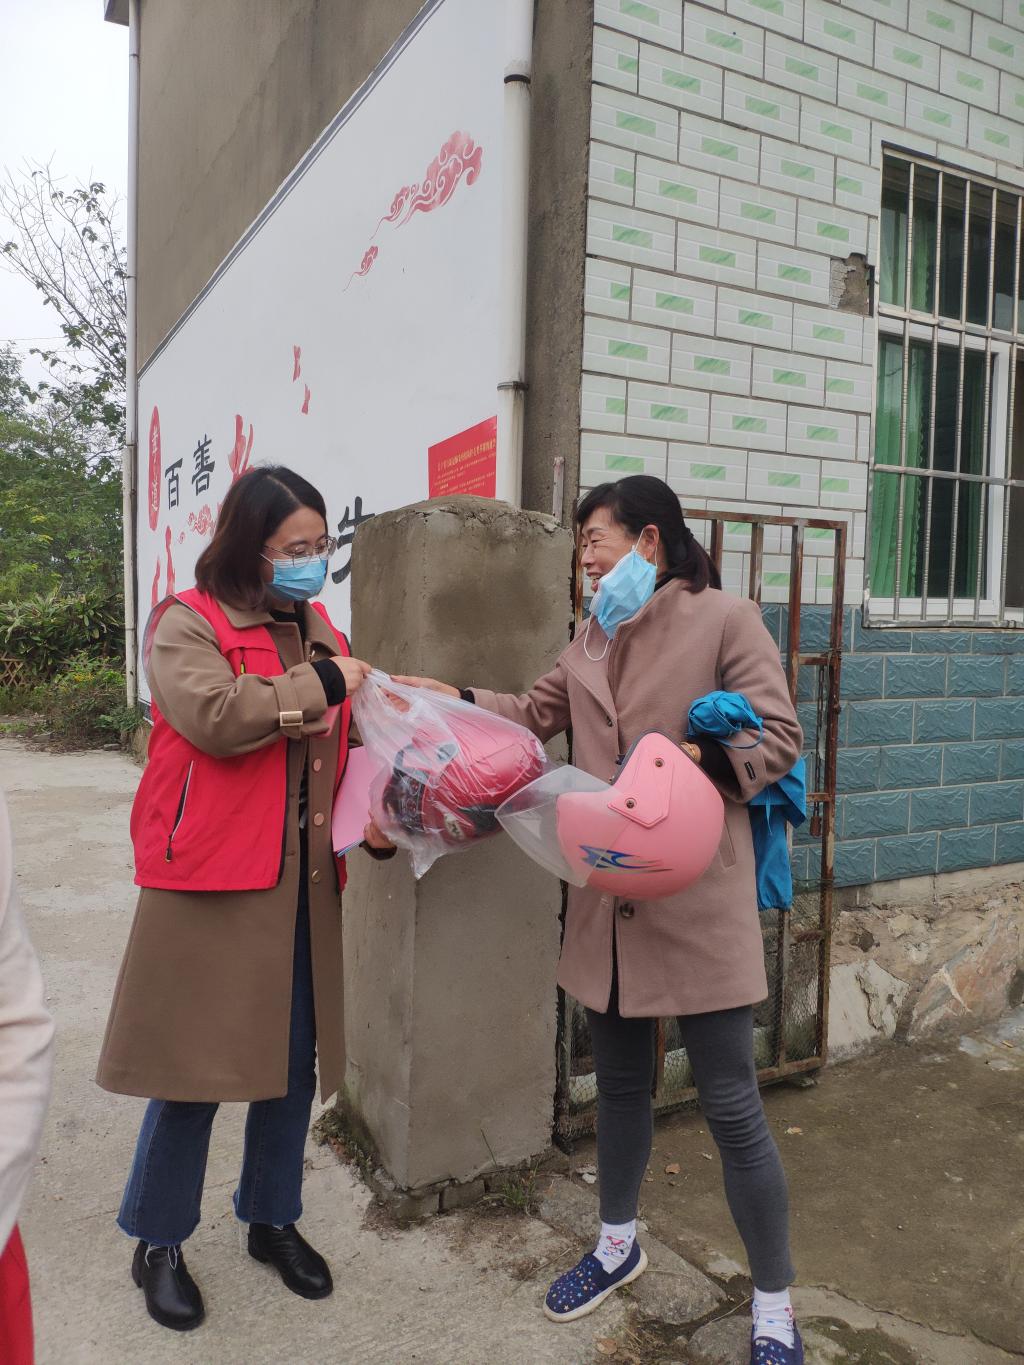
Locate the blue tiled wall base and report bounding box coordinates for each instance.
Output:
[772,607,1024,890]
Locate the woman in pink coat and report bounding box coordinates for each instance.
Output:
[400,475,805,1365]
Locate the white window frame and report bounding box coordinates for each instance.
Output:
[866,153,1023,627]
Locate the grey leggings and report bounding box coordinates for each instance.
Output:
[587,993,795,1291]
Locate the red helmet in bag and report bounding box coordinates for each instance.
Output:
[379,710,548,848]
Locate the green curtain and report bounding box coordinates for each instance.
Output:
[879,177,936,311]
[879,191,906,308]
[955,353,986,597]
[911,196,936,312]
[870,340,927,597]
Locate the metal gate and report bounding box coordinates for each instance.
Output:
[554,510,847,1147]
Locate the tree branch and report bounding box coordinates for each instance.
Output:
[0,161,126,444]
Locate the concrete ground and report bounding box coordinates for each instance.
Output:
[616,1021,1024,1359]
[5,738,628,1365]
[4,736,1023,1364]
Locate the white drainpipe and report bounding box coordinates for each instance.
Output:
[495,0,534,508]
[122,0,140,706]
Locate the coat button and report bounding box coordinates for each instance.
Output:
[605,716,614,726]
[311,869,321,883]
[313,813,326,827]
[313,758,323,772]
[619,902,635,919]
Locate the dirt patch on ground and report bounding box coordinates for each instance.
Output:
[801,1317,922,1363]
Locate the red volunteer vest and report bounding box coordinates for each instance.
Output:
[131,588,352,892]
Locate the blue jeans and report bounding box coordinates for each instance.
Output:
[117,881,317,1247]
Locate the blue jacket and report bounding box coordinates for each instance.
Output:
[687,691,806,912]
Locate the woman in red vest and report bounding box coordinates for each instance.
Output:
[97,466,392,1333]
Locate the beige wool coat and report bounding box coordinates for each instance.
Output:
[96,599,351,1104]
[472,581,802,1019]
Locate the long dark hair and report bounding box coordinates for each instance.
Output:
[195,465,328,608]
[575,475,720,593]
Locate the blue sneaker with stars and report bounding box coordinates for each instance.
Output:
[750,1325,804,1365]
[543,1241,648,1322]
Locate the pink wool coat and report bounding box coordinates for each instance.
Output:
[471,581,802,1019]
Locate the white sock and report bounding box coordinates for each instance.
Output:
[752,1287,795,1348]
[593,1219,636,1273]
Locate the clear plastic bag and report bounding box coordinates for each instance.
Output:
[495,765,610,886]
[352,671,553,878]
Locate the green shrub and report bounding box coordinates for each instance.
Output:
[0,588,123,677]
[0,681,37,716]
[30,653,141,748]
[0,691,37,743]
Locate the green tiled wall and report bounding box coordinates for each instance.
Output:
[775,607,1024,887]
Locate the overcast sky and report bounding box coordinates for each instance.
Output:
[0,1,127,378]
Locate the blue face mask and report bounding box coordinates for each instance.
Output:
[266,555,328,603]
[585,541,656,658]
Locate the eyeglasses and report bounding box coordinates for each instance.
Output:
[263,535,338,564]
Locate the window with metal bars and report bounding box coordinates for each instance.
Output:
[867,152,1024,625]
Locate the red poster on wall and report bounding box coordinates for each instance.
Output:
[428,416,497,498]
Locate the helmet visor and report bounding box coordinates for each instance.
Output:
[496,765,610,886]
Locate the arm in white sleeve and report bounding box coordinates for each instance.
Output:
[0,791,54,1252]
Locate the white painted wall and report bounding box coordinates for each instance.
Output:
[136,0,504,699]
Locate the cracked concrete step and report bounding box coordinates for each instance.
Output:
[682,1300,1024,1365]
[535,1175,725,1327]
[677,1316,751,1364]
[535,1169,1021,1364]
[682,1315,925,1365]
[790,1287,1023,1365]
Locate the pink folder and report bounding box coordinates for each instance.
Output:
[331,746,381,857]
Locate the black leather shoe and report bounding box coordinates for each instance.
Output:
[247,1222,333,1299]
[131,1240,205,1331]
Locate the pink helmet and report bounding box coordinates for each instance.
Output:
[497,732,724,899]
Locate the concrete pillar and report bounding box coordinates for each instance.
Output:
[340,497,572,1204]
